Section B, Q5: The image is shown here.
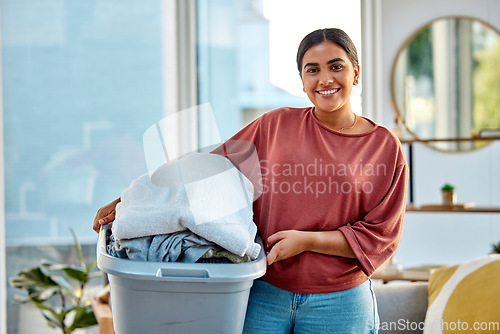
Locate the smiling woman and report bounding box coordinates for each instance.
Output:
[300,42,359,130]
[297,29,373,134]
[221,28,408,334]
[92,26,408,334]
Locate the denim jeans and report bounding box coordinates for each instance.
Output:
[242,279,379,334]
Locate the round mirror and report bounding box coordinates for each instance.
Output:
[391,16,500,152]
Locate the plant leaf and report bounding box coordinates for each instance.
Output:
[63,267,88,284]
[50,274,78,300]
[10,267,62,302]
[85,258,98,274]
[41,259,72,271]
[12,294,29,304]
[36,287,60,301]
[41,311,62,329]
[10,267,59,290]
[66,306,98,331]
[88,271,103,280]
[32,300,67,325]
[33,300,60,316]
[24,286,58,303]
[491,242,500,254]
[70,228,86,270]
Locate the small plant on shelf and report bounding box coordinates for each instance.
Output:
[10,228,100,334]
[441,183,456,205]
[441,183,455,192]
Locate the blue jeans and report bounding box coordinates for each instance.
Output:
[242,279,379,334]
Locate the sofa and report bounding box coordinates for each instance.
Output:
[372,253,500,334]
[373,282,428,334]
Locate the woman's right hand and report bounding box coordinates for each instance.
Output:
[93,198,121,233]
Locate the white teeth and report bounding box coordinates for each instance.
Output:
[318,89,339,95]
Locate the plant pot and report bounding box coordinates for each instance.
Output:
[442,190,456,205]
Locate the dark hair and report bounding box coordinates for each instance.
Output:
[296,28,359,74]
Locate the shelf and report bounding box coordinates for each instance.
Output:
[400,136,500,144]
[406,205,500,213]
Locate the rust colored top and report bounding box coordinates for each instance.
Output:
[216,107,408,293]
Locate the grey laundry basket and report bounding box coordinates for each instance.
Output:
[97,225,266,334]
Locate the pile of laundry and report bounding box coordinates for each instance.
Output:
[106,153,261,264]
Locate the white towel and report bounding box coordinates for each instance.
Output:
[112,153,261,259]
[111,173,188,239]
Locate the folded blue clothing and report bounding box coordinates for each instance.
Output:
[109,231,220,263]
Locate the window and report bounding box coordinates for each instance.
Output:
[196,0,361,139]
[1,1,168,332]
[1,1,361,332]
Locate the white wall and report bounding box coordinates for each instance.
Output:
[362,0,500,267]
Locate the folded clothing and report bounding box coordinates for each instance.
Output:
[107,231,251,263]
[111,173,187,239]
[111,231,214,263]
[111,153,261,259]
[198,249,251,263]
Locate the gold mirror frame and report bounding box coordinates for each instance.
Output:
[390,16,500,152]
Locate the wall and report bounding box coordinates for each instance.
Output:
[362,0,500,267]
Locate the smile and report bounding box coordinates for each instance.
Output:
[317,88,340,96]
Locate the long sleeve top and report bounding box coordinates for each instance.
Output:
[215,106,408,293]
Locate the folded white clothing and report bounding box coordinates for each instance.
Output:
[112,173,188,239]
[111,153,261,259]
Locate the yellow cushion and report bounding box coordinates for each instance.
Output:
[424,254,500,334]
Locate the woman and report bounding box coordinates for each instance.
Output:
[94,28,408,333]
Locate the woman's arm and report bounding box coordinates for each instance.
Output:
[267,162,407,272]
[92,197,121,233]
[266,230,355,266]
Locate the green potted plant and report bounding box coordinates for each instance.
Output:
[10,229,100,334]
[492,241,500,254]
[441,183,456,205]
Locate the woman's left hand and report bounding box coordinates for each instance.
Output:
[266,230,311,266]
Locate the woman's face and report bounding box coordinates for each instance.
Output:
[300,41,359,116]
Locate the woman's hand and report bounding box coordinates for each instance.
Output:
[266,229,356,265]
[92,198,121,233]
[266,230,311,266]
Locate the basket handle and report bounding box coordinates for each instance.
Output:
[156,268,210,281]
